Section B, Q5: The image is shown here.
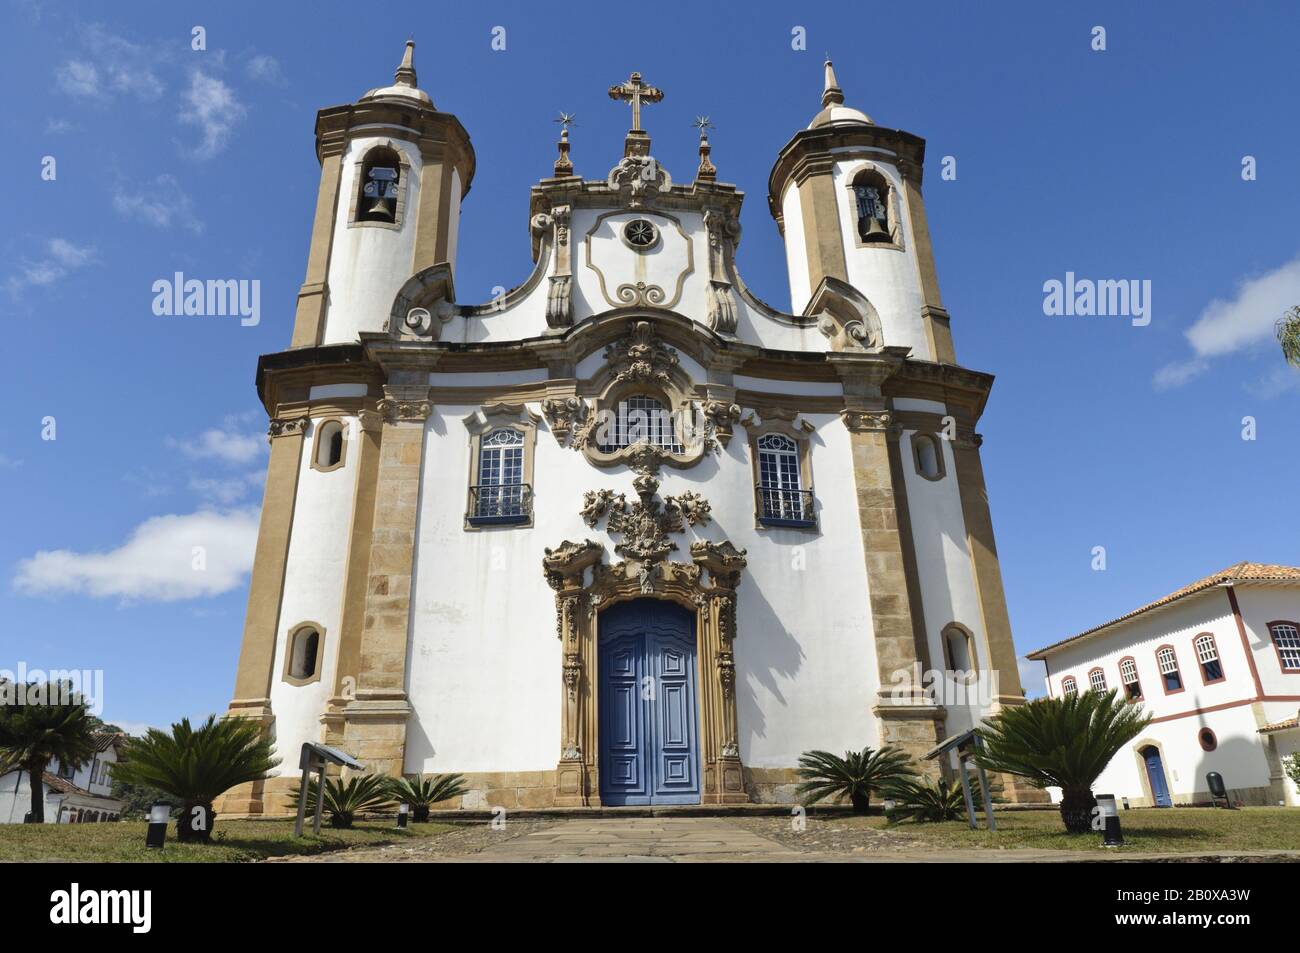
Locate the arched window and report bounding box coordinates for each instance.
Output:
[313,420,345,471]
[912,432,944,480]
[357,146,401,224]
[756,433,809,523]
[1088,667,1107,693]
[1269,622,1300,672]
[942,624,976,673]
[1156,646,1183,694]
[1194,634,1225,684]
[285,625,322,684]
[851,170,892,243]
[473,428,527,522]
[598,395,682,453]
[1119,656,1142,701]
[1061,676,1078,698]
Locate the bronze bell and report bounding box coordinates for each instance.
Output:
[860,214,888,242]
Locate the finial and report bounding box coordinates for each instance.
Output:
[693,116,716,183]
[553,112,576,177]
[609,71,664,156]
[821,57,844,108]
[395,39,418,89]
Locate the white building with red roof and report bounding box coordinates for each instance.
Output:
[1027,562,1300,807]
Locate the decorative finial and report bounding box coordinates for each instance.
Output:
[395,39,418,89]
[821,57,844,108]
[609,71,664,157]
[693,116,716,183]
[553,112,576,177]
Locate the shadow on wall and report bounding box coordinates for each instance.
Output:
[735,579,806,746]
[1190,717,1278,807]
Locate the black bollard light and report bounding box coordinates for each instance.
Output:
[396,802,410,829]
[1096,793,1123,847]
[145,802,171,849]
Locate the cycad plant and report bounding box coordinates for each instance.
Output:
[795,745,914,813]
[386,773,468,821]
[111,715,279,842]
[883,774,983,824]
[291,773,395,829]
[0,680,98,823]
[1277,305,1300,368]
[976,689,1150,833]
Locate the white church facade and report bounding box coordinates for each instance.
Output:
[221,45,1041,813]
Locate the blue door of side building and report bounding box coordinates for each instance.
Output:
[1141,745,1172,807]
[598,599,701,805]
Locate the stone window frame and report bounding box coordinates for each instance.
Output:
[1198,726,1218,752]
[910,430,946,482]
[843,161,905,252]
[310,417,348,473]
[282,622,324,687]
[940,622,979,683]
[746,409,817,531]
[580,371,706,472]
[347,140,413,232]
[462,402,540,531]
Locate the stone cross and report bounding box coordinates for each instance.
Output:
[608,72,664,131]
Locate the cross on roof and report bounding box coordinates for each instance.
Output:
[608,72,664,132]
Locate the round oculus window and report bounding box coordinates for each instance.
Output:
[1198,728,1217,752]
[623,218,658,249]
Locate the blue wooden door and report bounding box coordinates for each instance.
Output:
[1141,746,1172,807]
[599,600,700,805]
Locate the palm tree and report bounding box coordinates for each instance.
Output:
[386,773,468,821]
[976,690,1150,833]
[290,773,394,829]
[795,746,915,813]
[0,680,98,823]
[883,774,983,824]
[111,716,279,843]
[1278,306,1300,368]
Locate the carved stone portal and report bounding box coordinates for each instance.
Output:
[543,489,748,806]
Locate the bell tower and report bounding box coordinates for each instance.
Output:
[289,41,475,348]
[768,60,954,364]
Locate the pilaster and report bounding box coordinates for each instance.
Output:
[290,154,344,348]
[341,378,431,776]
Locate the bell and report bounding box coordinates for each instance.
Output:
[860,215,888,242]
[367,196,394,219]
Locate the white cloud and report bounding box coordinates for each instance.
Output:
[167,425,266,465]
[1244,365,1300,399]
[1018,656,1047,699]
[179,70,246,159]
[14,507,260,602]
[0,455,23,470]
[5,238,97,294]
[245,54,283,85]
[189,471,265,505]
[56,25,164,102]
[1155,254,1300,389]
[44,118,76,134]
[112,174,203,233]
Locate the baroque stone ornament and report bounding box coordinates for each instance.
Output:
[267,417,309,438]
[841,408,892,433]
[605,321,678,387]
[581,474,711,592]
[702,209,739,334]
[541,395,587,446]
[615,281,667,307]
[701,399,742,447]
[544,204,573,328]
[378,396,433,423]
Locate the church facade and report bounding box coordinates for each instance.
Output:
[221,44,1035,813]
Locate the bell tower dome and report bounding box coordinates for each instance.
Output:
[768,60,954,363]
[289,41,475,348]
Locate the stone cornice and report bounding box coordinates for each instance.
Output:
[767,123,927,219]
[313,99,475,194]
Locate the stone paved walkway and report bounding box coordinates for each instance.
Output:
[271,816,1300,864]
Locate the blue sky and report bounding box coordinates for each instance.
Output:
[1,0,1297,730]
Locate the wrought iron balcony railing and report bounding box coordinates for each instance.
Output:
[755,485,816,528]
[467,483,532,525]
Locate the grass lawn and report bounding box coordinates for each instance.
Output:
[0,817,457,863]
[865,806,1300,853]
